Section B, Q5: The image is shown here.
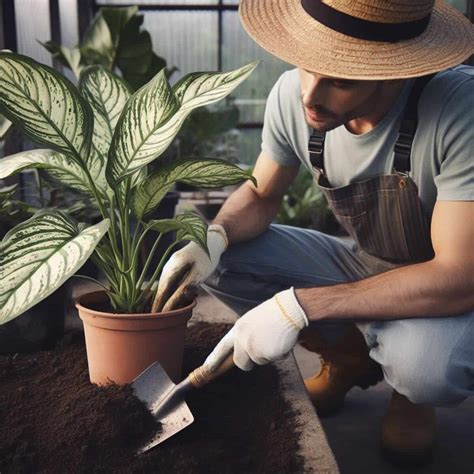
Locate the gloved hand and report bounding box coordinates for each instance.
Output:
[204,287,309,371]
[152,224,228,312]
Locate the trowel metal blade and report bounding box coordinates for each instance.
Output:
[132,362,194,454]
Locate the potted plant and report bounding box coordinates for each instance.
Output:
[42,5,213,269]
[0,50,258,385]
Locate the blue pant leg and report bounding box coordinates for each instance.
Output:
[202,224,368,318]
[365,312,474,406]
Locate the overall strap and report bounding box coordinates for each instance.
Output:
[308,73,436,174]
[393,73,435,173]
[308,130,326,171]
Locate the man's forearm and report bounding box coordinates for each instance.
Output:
[212,182,280,245]
[295,259,474,321]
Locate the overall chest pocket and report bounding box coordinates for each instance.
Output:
[329,189,427,263]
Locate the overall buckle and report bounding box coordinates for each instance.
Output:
[308,132,326,171]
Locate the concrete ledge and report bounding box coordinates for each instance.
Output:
[276,352,339,473]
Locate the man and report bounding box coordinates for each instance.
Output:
[155,0,474,465]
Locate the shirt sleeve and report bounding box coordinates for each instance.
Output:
[435,77,474,201]
[261,72,301,168]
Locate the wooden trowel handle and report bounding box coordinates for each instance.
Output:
[188,353,235,389]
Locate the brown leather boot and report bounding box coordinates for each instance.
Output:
[381,391,436,466]
[300,325,383,416]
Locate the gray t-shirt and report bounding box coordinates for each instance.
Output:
[261,66,474,217]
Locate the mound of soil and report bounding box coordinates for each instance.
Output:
[0,323,305,473]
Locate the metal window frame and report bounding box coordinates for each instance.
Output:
[1,0,18,51]
[468,0,474,65]
[49,0,61,67]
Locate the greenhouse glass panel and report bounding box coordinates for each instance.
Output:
[445,0,468,14]
[222,10,292,124]
[142,11,218,80]
[14,0,52,65]
[96,1,218,5]
[234,128,263,166]
[59,0,79,48]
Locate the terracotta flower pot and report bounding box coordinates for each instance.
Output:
[76,291,195,386]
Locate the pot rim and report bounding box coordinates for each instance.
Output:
[75,290,197,320]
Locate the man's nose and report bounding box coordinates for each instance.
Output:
[302,76,325,107]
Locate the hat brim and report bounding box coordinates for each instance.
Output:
[240,0,474,80]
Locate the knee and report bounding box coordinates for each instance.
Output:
[375,332,468,406]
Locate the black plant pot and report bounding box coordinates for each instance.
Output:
[140,191,180,277]
[0,283,71,354]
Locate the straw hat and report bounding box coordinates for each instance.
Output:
[239,0,474,79]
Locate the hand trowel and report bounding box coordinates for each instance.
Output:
[132,353,234,454]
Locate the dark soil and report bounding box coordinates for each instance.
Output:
[1,322,305,473]
[0,331,159,473]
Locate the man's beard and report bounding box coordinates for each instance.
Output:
[302,105,344,132]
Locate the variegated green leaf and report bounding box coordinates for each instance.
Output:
[148,212,208,254]
[0,52,93,163]
[0,149,108,197]
[107,61,259,184]
[174,213,208,253]
[172,61,259,111]
[132,158,256,220]
[79,66,131,193]
[0,210,109,324]
[0,113,12,139]
[106,69,176,185]
[0,184,17,201]
[133,181,174,221]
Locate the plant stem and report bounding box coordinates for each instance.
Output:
[90,249,119,291]
[36,171,45,207]
[128,223,150,276]
[150,241,179,289]
[134,233,163,300]
[70,149,130,298]
[139,240,179,306]
[130,219,144,283]
[113,177,136,309]
[107,194,124,270]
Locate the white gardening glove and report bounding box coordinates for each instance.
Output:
[204,287,309,371]
[152,224,228,312]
